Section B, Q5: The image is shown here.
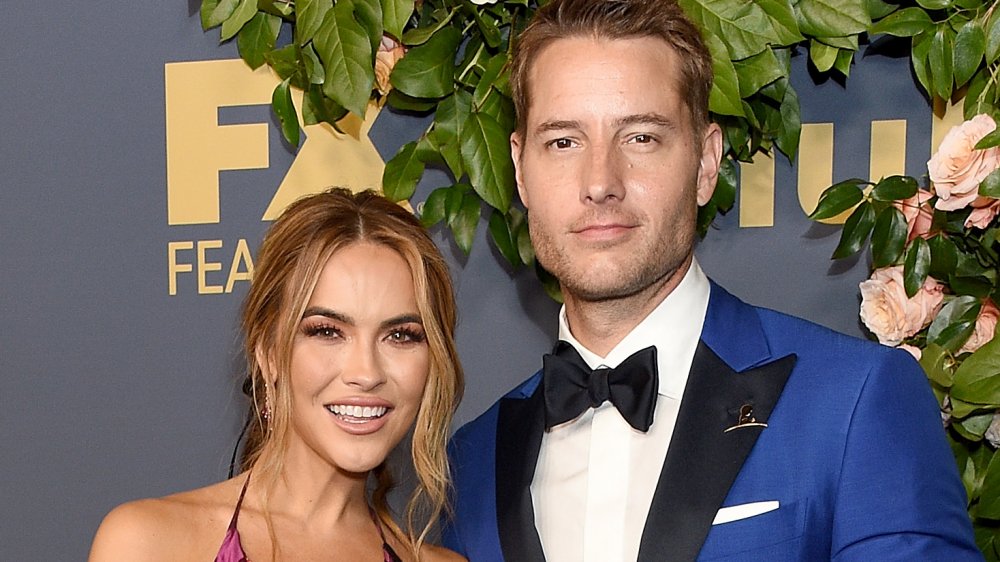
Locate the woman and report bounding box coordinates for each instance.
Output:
[89,189,465,562]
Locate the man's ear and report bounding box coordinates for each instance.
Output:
[511,132,528,208]
[696,123,723,207]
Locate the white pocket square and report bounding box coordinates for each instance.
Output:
[712,501,780,525]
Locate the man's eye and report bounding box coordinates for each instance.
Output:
[630,134,654,144]
[550,138,574,149]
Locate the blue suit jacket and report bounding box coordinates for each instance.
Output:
[443,282,981,561]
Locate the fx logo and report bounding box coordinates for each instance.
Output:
[163,59,385,225]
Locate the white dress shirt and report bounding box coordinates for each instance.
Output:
[530,259,711,562]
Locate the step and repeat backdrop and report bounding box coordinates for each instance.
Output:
[1,2,960,559]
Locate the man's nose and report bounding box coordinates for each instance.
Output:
[581,144,625,203]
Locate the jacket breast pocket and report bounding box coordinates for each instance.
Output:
[696,499,808,561]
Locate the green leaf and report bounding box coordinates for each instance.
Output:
[928,295,981,352]
[756,0,805,44]
[871,207,907,267]
[954,334,1000,406]
[869,8,933,38]
[265,44,303,83]
[452,194,481,254]
[474,9,502,49]
[871,175,918,201]
[808,178,866,220]
[916,0,954,9]
[775,81,801,159]
[911,30,934,97]
[929,234,959,280]
[981,169,1000,198]
[809,40,839,73]
[795,0,870,37]
[314,3,376,116]
[301,84,347,126]
[978,450,1000,519]
[461,111,514,212]
[976,129,1000,150]
[383,140,428,201]
[988,8,1000,64]
[257,0,294,18]
[832,201,876,258]
[271,78,300,147]
[703,34,743,117]
[296,0,333,46]
[237,12,281,70]
[386,89,438,112]
[904,237,932,297]
[489,210,520,266]
[220,0,258,41]
[473,53,509,108]
[391,26,461,99]
[929,26,955,100]
[302,43,326,84]
[401,8,457,46]
[201,0,239,30]
[433,90,472,179]
[715,157,738,212]
[955,412,994,441]
[733,49,785,98]
[816,34,859,50]
[954,21,986,88]
[517,218,535,266]
[919,342,953,388]
[966,68,994,119]
[420,186,450,227]
[865,0,897,20]
[678,0,779,60]
[833,47,854,77]
[381,0,414,40]
[352,0,384,61]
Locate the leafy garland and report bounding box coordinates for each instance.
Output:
[808,1,1000,557]
[199,0,1000,555]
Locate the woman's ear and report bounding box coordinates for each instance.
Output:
[255,344,278,387]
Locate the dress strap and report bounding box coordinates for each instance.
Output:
[368,506,403,562]
[227,473,252,531]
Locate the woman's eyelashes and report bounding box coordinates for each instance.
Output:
[301,321,343,339]
[386,325,426,345]
[299,320,425,345]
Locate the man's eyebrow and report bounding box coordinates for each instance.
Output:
[614,113,675,129]
[533,119,582,134]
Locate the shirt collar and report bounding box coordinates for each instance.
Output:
[557,258,710,399]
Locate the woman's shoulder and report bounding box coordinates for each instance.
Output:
[418,543,467,562]
[88,477,245,562]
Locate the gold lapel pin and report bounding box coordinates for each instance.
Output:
[724,404,769,433]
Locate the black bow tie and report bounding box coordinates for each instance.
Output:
[542,342,658,431]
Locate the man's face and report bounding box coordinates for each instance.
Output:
[511,36,721,302]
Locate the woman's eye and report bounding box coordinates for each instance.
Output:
[305,324,341,338]
[387,327,426,344]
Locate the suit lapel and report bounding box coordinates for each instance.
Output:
[637,341,796,562]
[495,384,547,562]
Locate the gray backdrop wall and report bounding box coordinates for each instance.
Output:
[2,2,944,559]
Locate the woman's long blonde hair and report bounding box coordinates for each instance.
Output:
[239,188,463,558]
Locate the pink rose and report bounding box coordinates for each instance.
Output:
[965,196,1000,229]
[959,300,1000,354]
[859,266,945,346]
[374,35,406,95]
[898,344,922,360]
[930,114,1000,211]
[892,189,935,241]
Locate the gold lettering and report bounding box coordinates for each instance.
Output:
[167,241,195,296]
[197,239,225,295]
[870,120,907,181]
[798,123,842,223]
[225,238,254,293]
[164,60,273,225]
[932,97,965,154]
[739,155,776,228]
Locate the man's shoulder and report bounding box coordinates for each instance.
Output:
[451,371,542,444]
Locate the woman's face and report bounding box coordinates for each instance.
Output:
[283,242,429,475]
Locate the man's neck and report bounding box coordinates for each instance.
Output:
[563,255,693,357]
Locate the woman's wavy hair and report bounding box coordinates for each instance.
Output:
[239,187,463,557]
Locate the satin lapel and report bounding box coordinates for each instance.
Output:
[637,342,797,562]
[495,386,547,562]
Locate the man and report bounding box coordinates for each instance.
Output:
[442,0,980,560]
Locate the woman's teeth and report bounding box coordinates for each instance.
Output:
[326,405,387,419]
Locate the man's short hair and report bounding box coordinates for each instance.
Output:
[509,0,713,135]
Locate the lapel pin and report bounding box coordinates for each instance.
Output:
[724,404,768,433]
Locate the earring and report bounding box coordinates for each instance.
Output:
[261,382,273,430]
